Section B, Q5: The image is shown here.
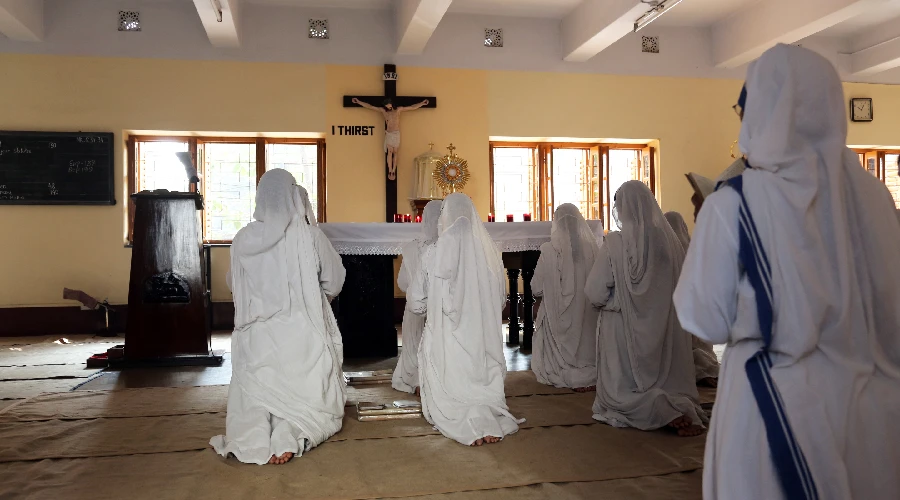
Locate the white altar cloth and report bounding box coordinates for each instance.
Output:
[319,221,605,256]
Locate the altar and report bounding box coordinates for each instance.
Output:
[320,221,604,357]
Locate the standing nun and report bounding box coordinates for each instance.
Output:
[392,200,442,394]
[211,169,347,465]
[530,204,600,391]
[664,211,720,386]
[674,45,900,499]
[586,181,706,436]
[408,193,523,446]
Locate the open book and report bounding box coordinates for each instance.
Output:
[357,401,423,421]
[344,369,393,386]
[685,158,747,202]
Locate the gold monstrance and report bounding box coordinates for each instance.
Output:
[433,143,470,195]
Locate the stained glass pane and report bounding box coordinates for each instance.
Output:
[884,154,900,209]
[265,143,319,218]
[204,143,256,241]
[551,148,589,218]
[492,147,534,219]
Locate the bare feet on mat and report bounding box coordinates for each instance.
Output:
[699,377,718,388]
[470,436,502,447]
[667,415,705,437]
[573,386,596,393]
[270,452,293,465]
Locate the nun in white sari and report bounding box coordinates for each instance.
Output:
[664,211,720,385]
[586,181,706,435]
[210,170,347,465]
[674,45,900,499]
[392,200,441,394]
[408,193,523,446]
[530,204,600,390]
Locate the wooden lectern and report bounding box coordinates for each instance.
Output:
[120,191,222,366]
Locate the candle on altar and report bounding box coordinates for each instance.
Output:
[506,214,514,222]
[523,213,532,221]
[415,215,422,223]
[393,214,402,223]
[404,214,412,223]
[488,214,495,222]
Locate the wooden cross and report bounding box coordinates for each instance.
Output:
[344,64,437,222]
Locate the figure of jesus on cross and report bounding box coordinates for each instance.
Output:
[351,96,429,181]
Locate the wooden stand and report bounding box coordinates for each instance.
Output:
[409,198,440,218]
[120,191,221,367]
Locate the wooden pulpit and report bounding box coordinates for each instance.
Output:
[121,191,221,366]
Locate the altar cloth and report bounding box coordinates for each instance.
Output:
[319,221,604,255]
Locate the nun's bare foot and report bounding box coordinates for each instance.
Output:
[470,436,501,446]
[414,387,420,397]
[272,452,293,465]
[573,386,596,393]
[667,416,704,437]
[677,425,705,437]
[268,455,277,464]
[699,377,718,388]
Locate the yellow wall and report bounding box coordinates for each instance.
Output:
[1,52,899,307]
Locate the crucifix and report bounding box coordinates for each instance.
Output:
[344,64,437,222]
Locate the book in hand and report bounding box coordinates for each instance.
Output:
[357,401,423,422]
[344,369,393,386]
[685,158,747,203]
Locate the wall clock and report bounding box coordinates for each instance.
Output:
[850,98,873,122]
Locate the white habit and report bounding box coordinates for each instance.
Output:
[392,200,442,393]
[530,204,600,389]
[664,211,719,382]
[674,45,900,499]
[408,193,523,445]
[211,171,347,465]
[586,181,705,431]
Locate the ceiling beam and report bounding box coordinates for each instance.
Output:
[850,37,900,75]
[561,0,649,63]
[395,0,453,55]
[0,0,43,42]
[711,0,889,69]
[191,0,240,48]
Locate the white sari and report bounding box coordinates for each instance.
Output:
[210,171,347,465]
[392,200,441,393]
[664,211,719,382]
[408,193,523,445]
[586,181,705,431]
[675,45,900,499]
[531,204,600,389]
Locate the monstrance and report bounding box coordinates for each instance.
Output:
[433,143,471,195]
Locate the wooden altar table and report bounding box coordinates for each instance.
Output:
[319,221,604,356]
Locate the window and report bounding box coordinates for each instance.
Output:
[490,142,655,230]
[853,149,900,209]
[128,136,325,243]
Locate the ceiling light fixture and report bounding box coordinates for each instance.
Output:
[210,0,223,23]
[634,0,683,32]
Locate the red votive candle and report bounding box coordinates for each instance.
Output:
[506,214,514,222]
[488,214,495,222]
[404,214,412,223]
[415,215,422,223]
[394,214,402,223]
[523,213,532,221]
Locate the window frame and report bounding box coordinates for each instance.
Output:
[852,148,900,209]
[489,141,655,230]
[127,135,326,244]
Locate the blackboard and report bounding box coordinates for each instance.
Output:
[0,131,116,205]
